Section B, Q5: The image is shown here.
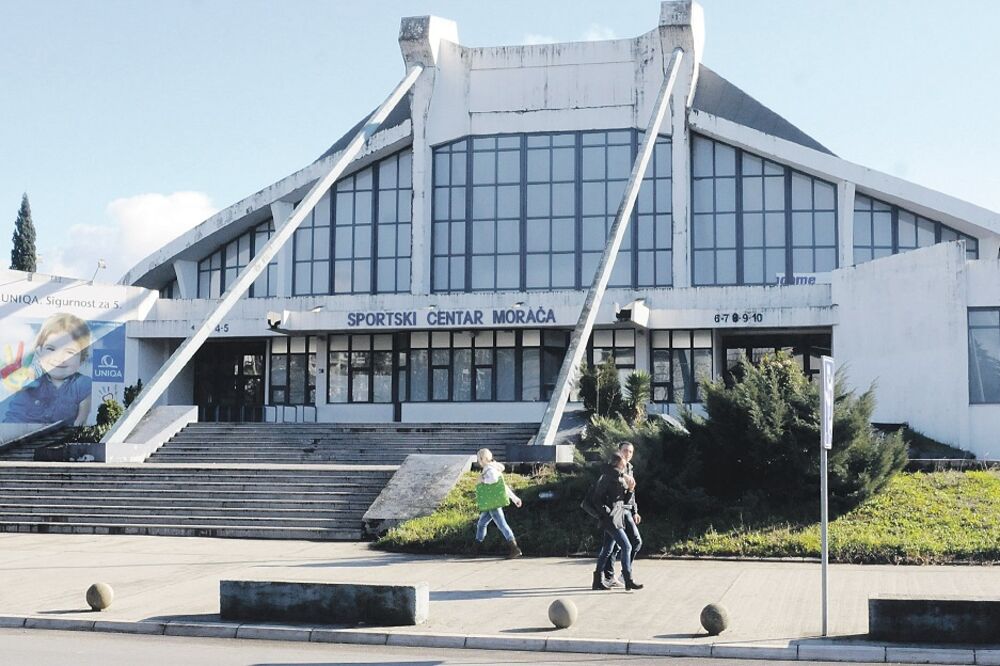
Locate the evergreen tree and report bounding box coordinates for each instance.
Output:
[10,193,37,272]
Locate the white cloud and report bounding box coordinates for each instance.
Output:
[43,191,217,282]
[522,33,557,45]
[581,24,616,41]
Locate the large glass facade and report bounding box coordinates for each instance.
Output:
[432,130,672,292]
[853,194,979,264]
[650,329,712,403]
[969,308,1000,404]
[293,150,412,296]
[691,134,837,286]
[197,219,277,299]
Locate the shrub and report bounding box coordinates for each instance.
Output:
[582,351,906,520]
[123,379,143,408]
[623,370,651,424]
[685,351,907,514]
[577,357,624,418]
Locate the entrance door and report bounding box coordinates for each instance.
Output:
[193,340,266,422]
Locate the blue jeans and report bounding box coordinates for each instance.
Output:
[601,511,642,576]
[476,508,515,542]
[596,523,633,577]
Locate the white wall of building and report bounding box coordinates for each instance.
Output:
[832,242,1000,457]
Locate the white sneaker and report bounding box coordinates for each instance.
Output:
[607,574,624,587]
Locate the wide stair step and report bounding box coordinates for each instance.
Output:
[0,463,391,541]
[147,422,537,465]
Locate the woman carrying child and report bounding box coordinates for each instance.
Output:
[473,448,523,558]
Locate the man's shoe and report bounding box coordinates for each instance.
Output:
[623,573,644,591]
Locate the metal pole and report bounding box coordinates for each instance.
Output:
[819,354,834,637]
[820,444,829,636]
[102,65,424,445]
[531,48,684,447]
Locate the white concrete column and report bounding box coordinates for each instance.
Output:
[838,181,856,268]
[660,1,704,289]
[270,201,295,297]
[172,260,197,299]
[399,16,458,296]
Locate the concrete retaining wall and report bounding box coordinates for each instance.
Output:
[220,580,428,626]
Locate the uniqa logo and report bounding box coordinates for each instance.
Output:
[99,354,118,369]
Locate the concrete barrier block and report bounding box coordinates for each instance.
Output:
[870,595,1000,644]
[221,580,429,626]
[0,616,26,628]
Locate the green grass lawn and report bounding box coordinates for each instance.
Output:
[374,469,1000,564]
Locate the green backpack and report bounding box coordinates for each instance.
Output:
[476,477,510,512]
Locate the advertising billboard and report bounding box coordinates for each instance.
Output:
[0,271,152,426]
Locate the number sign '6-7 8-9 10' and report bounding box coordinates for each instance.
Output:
[713,311,764,324]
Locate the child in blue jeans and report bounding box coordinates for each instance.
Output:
[474,448,522,558]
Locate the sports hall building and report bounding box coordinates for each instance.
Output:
[9,2,1000,457]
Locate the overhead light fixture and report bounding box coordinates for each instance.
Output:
[309,305,324,313]
[512,301,525,308]
[426,304,437,310]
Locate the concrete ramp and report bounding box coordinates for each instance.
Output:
[363,454,473,536]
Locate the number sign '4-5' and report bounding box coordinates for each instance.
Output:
[820,356,834,450]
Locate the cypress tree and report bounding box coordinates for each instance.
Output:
[10,193,37,272]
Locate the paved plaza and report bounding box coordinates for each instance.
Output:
[1,533,998,660]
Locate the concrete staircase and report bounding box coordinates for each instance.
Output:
[146,422,537,465]
[0,427,71,462]
[0,463,394,540]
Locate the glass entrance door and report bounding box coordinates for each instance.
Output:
[193,340,266,422]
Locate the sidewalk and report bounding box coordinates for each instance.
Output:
[1,533,998,662]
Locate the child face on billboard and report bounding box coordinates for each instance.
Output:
[36,331,86,381]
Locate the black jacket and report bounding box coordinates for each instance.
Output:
[593,465,629,531]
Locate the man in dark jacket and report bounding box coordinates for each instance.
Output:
[601,442,642,587]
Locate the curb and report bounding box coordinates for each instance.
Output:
[0,614,990,663]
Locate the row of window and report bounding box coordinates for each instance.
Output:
[432,131,673,292]
[176,133,983,299]
[854,195,978,263]
[322,328,712,405]
[691,135,838,286]
[197,219,277,299]
[293,151,413,296]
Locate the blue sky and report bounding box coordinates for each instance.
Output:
[2,0,998,281]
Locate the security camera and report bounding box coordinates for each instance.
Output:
[266,311,282,330]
